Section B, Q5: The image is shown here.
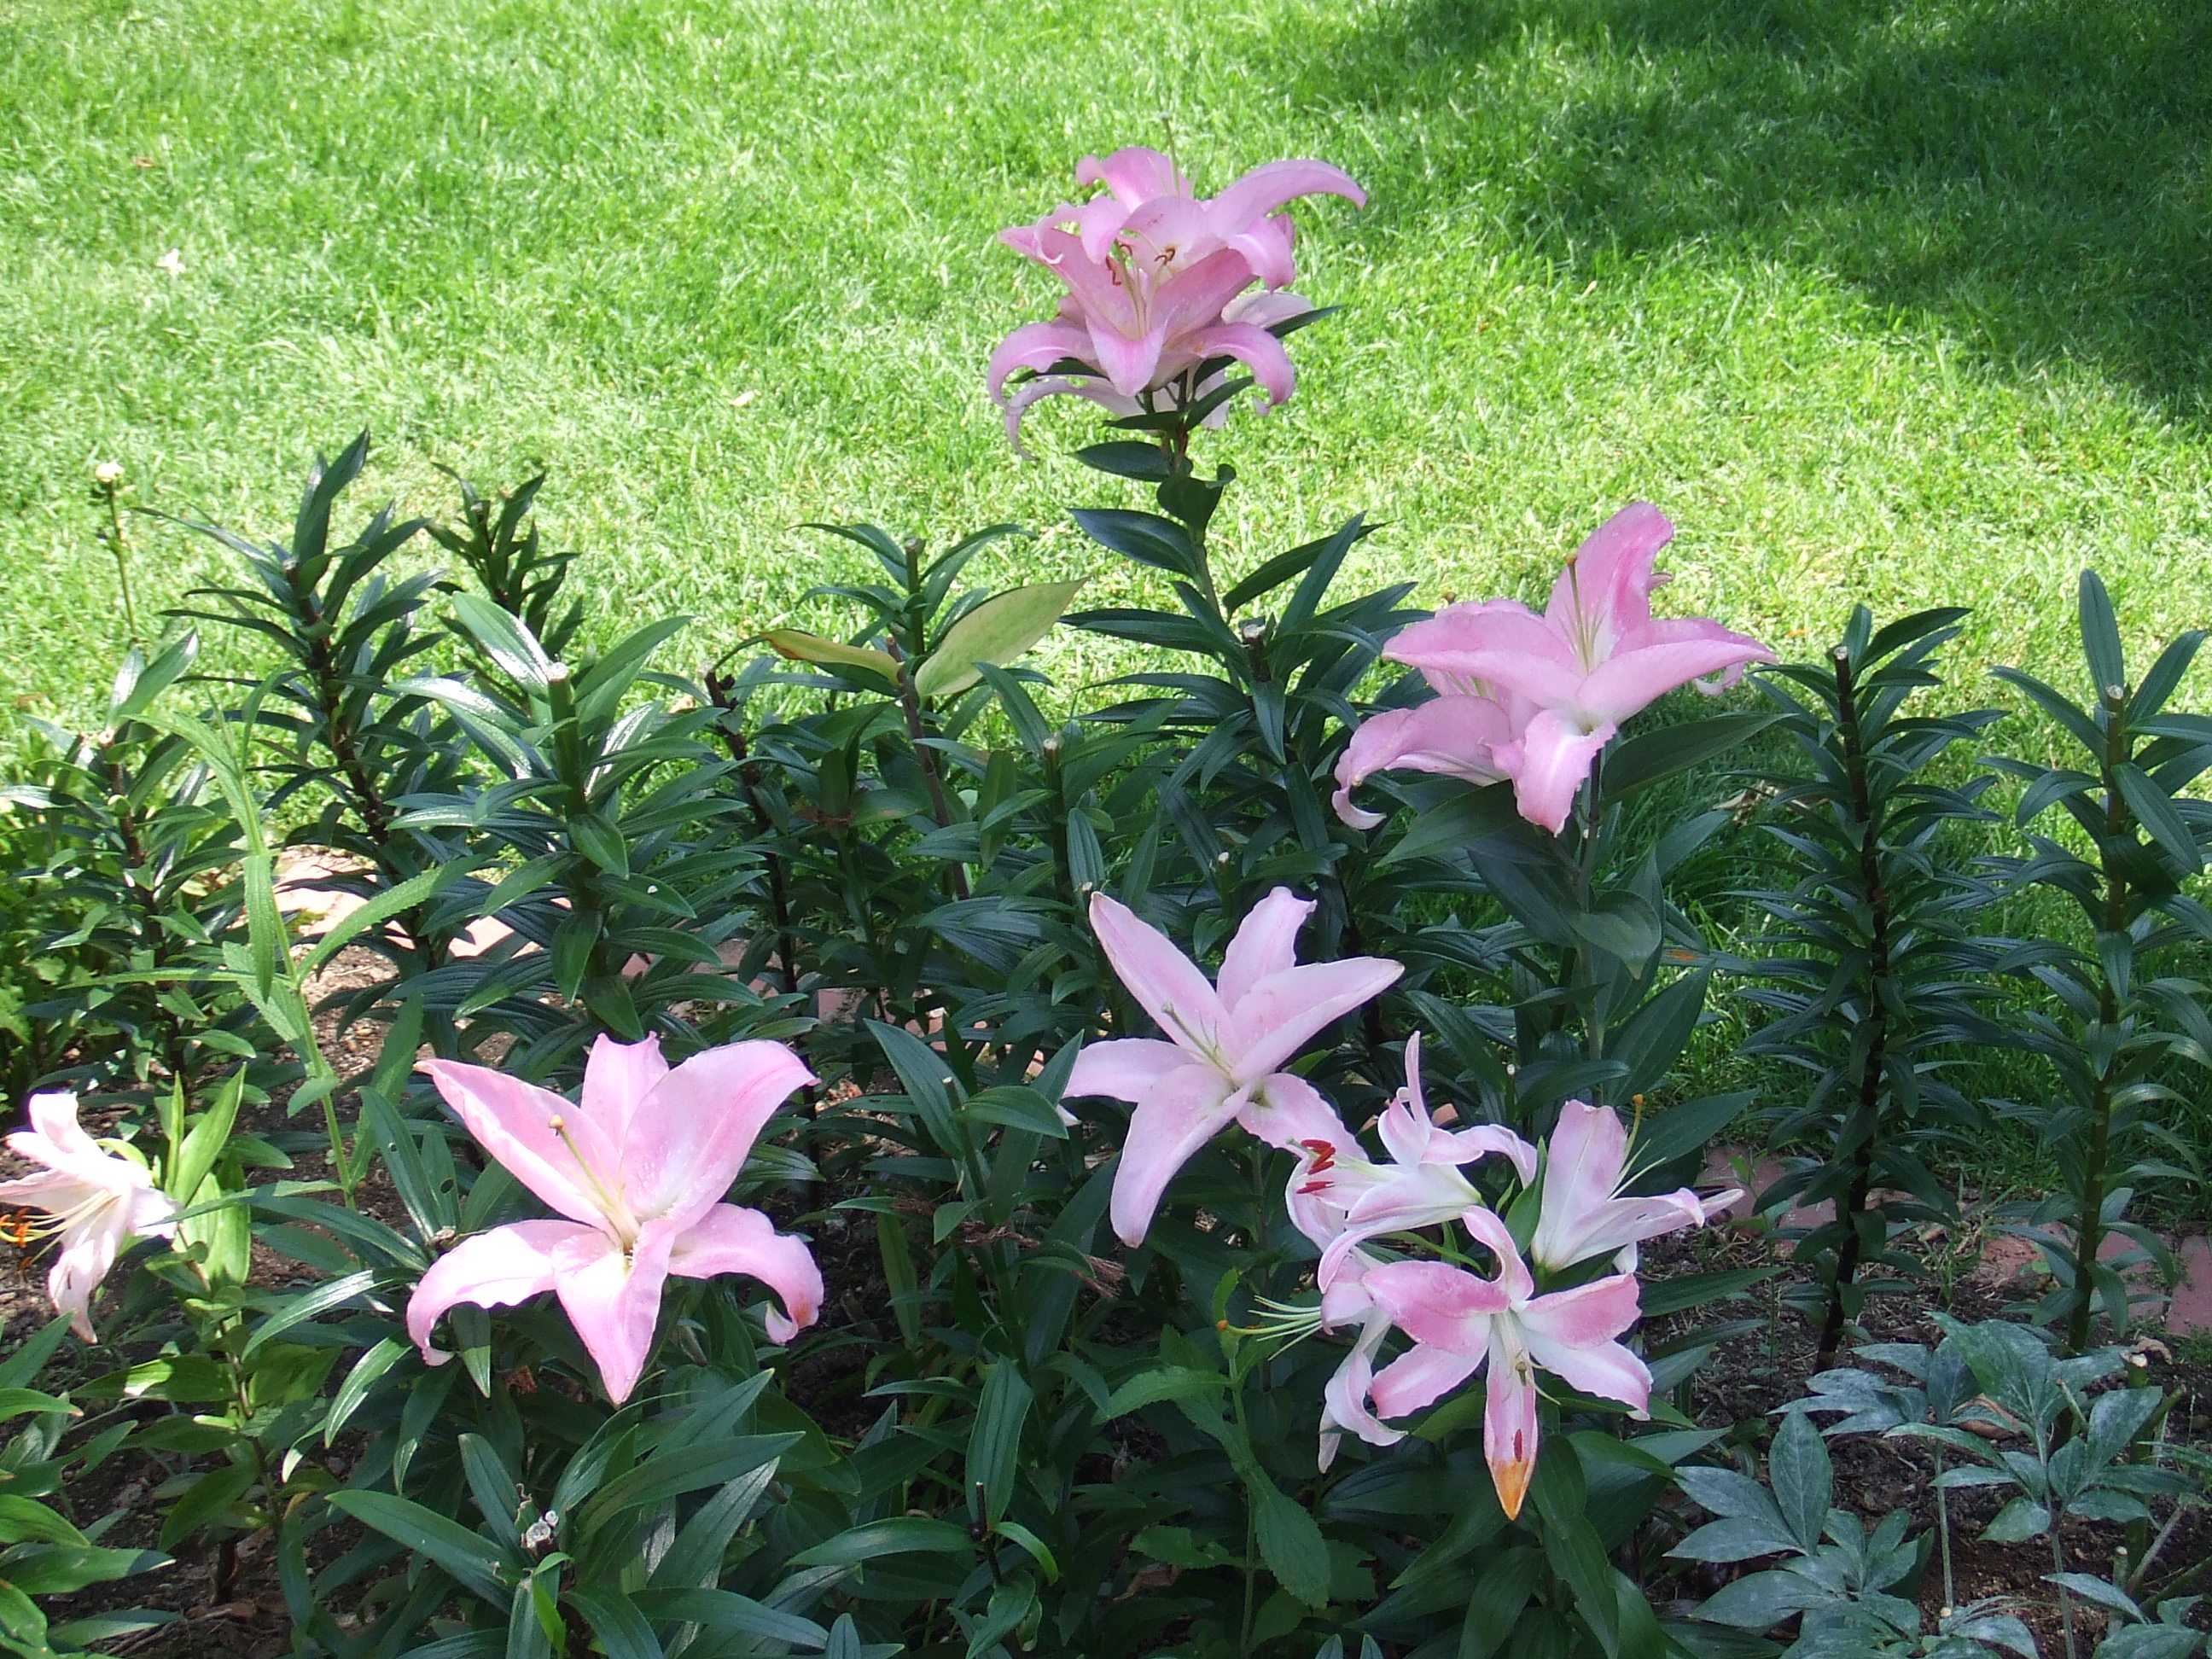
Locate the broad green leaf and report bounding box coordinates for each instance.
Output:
[328,1489,519,1603]
[789,1516,975,1568]
[915,580,1085,700]
[965,1359,1033,1526]
[1250,1476,1332,1609]
[451,591,554,691]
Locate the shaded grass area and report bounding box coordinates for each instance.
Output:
[3,0,2211,740]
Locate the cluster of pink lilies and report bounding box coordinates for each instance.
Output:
[1,143,1756,1522]
[4,883,1733,1518]
[1070,888,1735,1515]
[987,149,1770,834]
[985,146,1365,452]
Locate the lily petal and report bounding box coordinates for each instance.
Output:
[1181,321,1296,407]
[1483,1330,1541,1520]
[1364,1259,1515,1353]
[407,1219,581,1364]
[1086,894,1233,1063]
[1545,502,1673,641]
[1228,957,1404,1082]
[577,1033,669,1147]
[1066,1037,1189,1103]
[421,1061,605,1226]
[1369,1341,1483,1419]
[669,1203,824,1343]
[553,1220,678,1405]
[1109,1063,1239,1248]
[1237,1069,1349,1151]
[1208,159,1368,230]
[1217,888,1315,1011]
[1494,708,1615,835]
[987,320,1097,402]
[625,1040,815,1233]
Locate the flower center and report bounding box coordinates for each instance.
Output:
[548,1115,641,1244]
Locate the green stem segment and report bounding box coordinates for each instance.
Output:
[1820,643,1894,1365]
[2067,684,2131,1354]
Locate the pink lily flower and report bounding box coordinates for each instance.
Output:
[1530,1099,1738,1274]
[1382,504,1773,832]
[1364,1209,1650,1519]
[996,290,1313,457]
[1289,1033,1537,1281]
[988,148,1364,443]
[409,1034,822,1404]
[1330,680,1527,830]
[1314,1252,1400,1471]
[1067,888,1401,1248]
[0,1092,175,1341]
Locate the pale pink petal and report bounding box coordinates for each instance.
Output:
[1224,214,1298,290]
[1066,1038,1189,1103]
[1458,1206,1538,1303]
[1543,502,1674,638]
[1070,194,1136,262]
[1115,195,1214,271]
[21,1091,102,1169]
[553,1220,678,1405]
[1384,599,1557,679]
[0,1169,84,1209]
[1207,159,1368,232]
[1441,1124,1540,1186]
[1077,147,1190,209]
[576,1033,668,1146]
[1237,1069,1349,1151]
[1217,888,1314,1011]
[1578,632,1775,726]
[986,320,1097,401]
[1085,317,1170,399]
[1220,286,1312,329]
[47,1219,125,1342]
[1146,247,1267,342]
[1524,1329,1651,1417]
[421,1060,604,1226]
[1319,1313,1401,1469]
[1364,1260,1514,1353]
[626,1041,815,1231]
[406,1220,582,1363]
[1483,1330,1541,1519]
[668,1203,823,1342]
[1495,708,1615,835]
[1227,957,1403,1083]
[1001,375,1138,457]
[1376,1090,1431,1170]
[1109,1064,1239,1248]
[1530,1101,1628,1262]
[1370,1342,1482,1419]
[1517,1272,1644,1349]
[1088,893,1233,1062]
[1180,322,1295,407]
[1033,228,1140,337]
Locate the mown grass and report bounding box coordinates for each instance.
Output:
[4,0,2210,739]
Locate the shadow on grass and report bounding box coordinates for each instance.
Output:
[1268,0,2212,416]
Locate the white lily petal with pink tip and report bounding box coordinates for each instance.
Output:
[0,1091,175,1341]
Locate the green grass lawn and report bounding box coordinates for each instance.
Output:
[4,0,2210,736]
